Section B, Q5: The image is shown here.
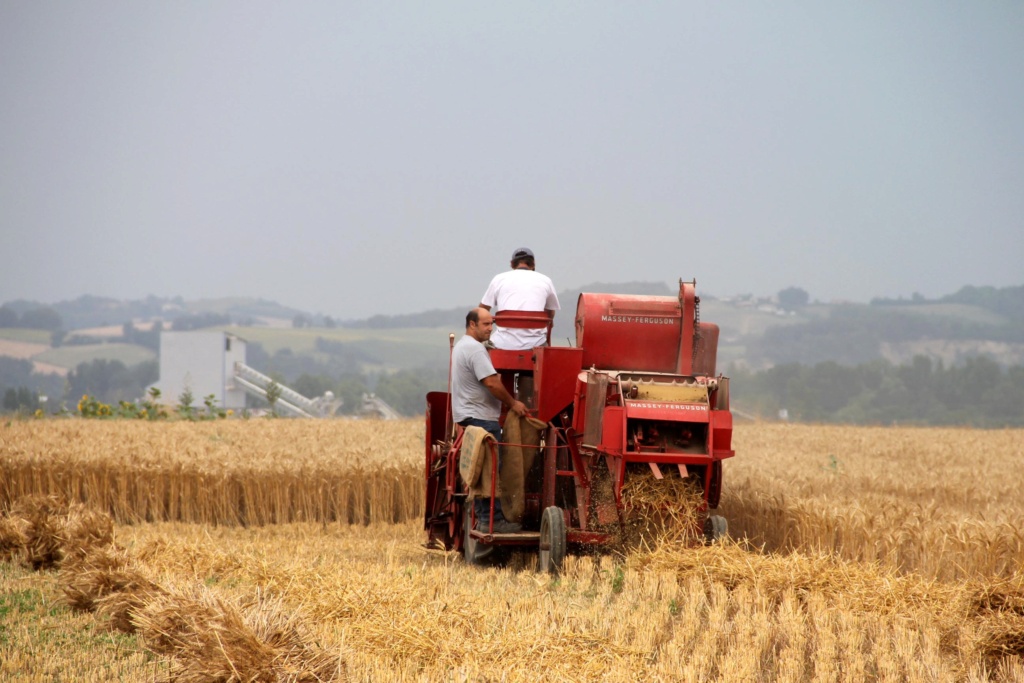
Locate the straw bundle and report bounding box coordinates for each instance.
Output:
[134,586,346,682]
[967,577,1024,661]
[2,495,113,569]
[59,545,165,633]
[0,493,348,681]
[0,514,29,561]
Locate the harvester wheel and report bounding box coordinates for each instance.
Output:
[703,515,728,544]
[538,506,566,574]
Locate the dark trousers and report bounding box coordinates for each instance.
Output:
[459,418,505,521]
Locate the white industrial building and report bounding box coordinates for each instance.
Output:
[151,330,376,418]
[153,331,248,410]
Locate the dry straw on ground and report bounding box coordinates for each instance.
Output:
[2,420,1024,680]
[116,519,1024,681]
[134,587,347,683]
[617,469,706,549]
[0,495,347,682]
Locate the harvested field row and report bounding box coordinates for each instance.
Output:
[4,495,1024,682]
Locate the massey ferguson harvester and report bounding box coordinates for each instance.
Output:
[424,280,735,571]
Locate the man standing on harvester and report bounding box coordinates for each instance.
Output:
[480,247,560,350]
[451,308,527,533]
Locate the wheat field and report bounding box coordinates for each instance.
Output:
[2,419,1023,681]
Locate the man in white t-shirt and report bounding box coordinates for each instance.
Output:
[479,247,560,350]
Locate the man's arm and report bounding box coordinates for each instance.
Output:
[481,374,527,417]
[479,304,491,311]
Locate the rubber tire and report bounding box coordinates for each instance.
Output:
[703,515,728,544]
[538,506,567,574]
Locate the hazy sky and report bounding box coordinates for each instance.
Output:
[2,2,1022,319]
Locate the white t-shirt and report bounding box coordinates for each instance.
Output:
[480,269,560,350]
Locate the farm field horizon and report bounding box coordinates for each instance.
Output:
[2,420,1023,681]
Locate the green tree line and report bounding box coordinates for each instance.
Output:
[730,356,1024,427]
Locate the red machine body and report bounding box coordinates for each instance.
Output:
[424,280,735,569]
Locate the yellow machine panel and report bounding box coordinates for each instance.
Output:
[633,383,709,404]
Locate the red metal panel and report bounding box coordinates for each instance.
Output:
[623,400,710,423]
[623,452,714,465]
[424,391,449,473]
[575,293,682,372]
[694,323,720,376]
[493,310,552,346]
[534,346,584,423]
[488,348,536,372]
[600,406,625,455]
[710,409,735,459]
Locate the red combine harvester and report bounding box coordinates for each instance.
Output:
[424,280,735,571]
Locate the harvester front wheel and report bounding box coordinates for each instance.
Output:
[538,506,566,574]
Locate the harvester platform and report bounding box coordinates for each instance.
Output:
[468,530,540,545]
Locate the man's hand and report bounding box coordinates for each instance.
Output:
[482,374,528,417]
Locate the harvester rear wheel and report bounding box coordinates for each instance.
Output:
[538,506,566,574]
[703,515,728,544]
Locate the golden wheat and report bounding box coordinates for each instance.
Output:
[1,420,423,526]
[724,423,1024,580]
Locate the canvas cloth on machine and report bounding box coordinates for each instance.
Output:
[499,414,548,523]
[459,426,499,501]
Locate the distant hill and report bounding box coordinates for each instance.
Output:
[747,287,1024,369]
[3,283,1022,381]
[0,295,306,331]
